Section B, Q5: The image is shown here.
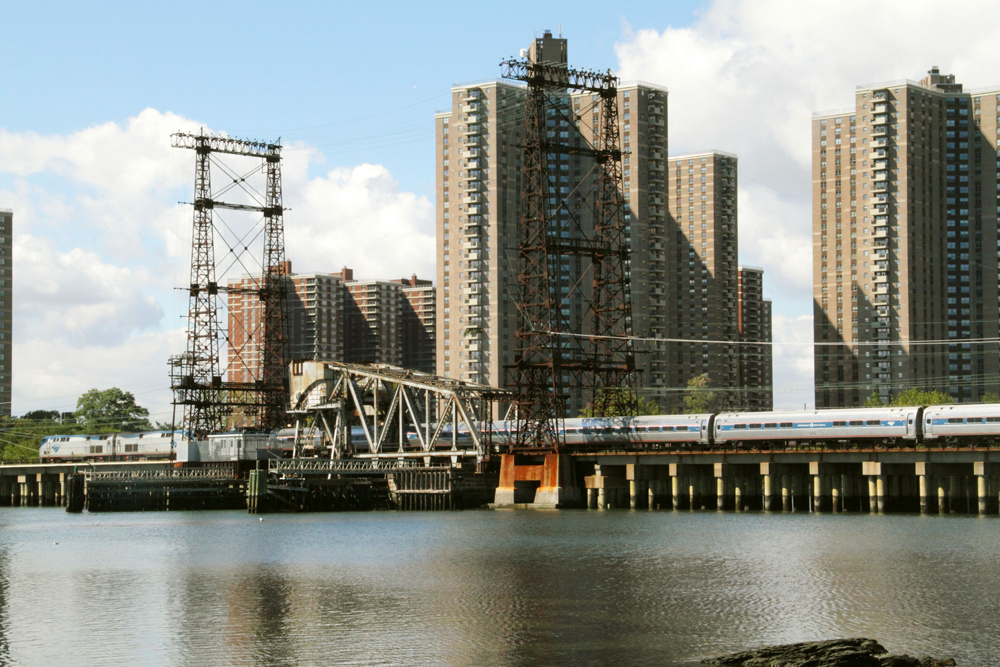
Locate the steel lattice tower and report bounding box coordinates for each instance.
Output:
[501,55,638,452]
[169,131,290,436]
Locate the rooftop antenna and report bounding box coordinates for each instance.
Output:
[559,23,562,37]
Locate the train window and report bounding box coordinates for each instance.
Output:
[833,421,847,427]
[866,420,881,426]
[781,422,793,428]
[734,424,747,430]
[749,424,762,429]
[987,417,1000,423]
[849,420,864,426]
[948,418,963,424]
[967,418,983,423]
[662,426,673,432]
[582,428,592,435]
[764,423,778,428]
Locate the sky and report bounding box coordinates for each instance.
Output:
[4,0,1000,421]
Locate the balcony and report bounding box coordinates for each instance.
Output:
[871,125,888,137]
[871,137,889,148]
[873,171,888,182]
[872,103,889,114]
[873,205,888,215]
[874,272,888,283]
[463,124,484,136]
[466,205,480,215]
[874,215,889,226]
[872,115,888,125]
[461,102,481,113]
[874,228,888,238]
[463,194,481,204]
[872,181,888,192]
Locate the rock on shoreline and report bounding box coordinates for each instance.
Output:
[702,638,957,667]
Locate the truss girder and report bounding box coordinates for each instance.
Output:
[288,361,511,465]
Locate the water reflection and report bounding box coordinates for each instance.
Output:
[0,509,998,666]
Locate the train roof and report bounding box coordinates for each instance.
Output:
[714,407,919,421]
[923,403,1000,416]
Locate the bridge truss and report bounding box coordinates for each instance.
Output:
[287,361,512,467]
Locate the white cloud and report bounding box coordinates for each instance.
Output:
[1,111,434,416]
[13,329,185,421]
[614,0,1000,407]
[284,160,435,280]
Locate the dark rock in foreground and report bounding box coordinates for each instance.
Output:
[702,638,957,667]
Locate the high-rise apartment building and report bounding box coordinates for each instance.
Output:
[813,67,1000,407]
[343,278,404,366]
[737,266,773,410]
[395,275,436,374]
[435,32,673,414]
[0,208,10,417]
[662,151,740,411]
[227,265,434,381]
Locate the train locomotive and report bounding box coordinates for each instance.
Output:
[39,430,192,463]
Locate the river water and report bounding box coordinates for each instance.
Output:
[0,508,997,666]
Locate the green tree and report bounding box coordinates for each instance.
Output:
[681,373,716,414]
[981,391,1000,404]
[866,388,954,408]
[579,388,660,417]
[75,387,151,431]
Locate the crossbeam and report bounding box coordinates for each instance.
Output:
[171,131,281,158]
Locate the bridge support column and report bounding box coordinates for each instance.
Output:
[812,475,825,512]
[973,463,1000,515]
[918,474,929,514]
[587,488,598,510]
[978,475,988,515]
[716,477,725,510]
[625,465,652,510]
[494,454,583,509]
[20,475,38,507]
[762,474,773,511]
[40,474,58,507]
[0,476,11,507]
[937,477,948,515]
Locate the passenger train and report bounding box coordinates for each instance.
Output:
[39,430,192,463]
[38,403,1000,463]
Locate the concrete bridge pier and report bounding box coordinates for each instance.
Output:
[625,464,656,510]
[937,477,949,515]
[918,474,929,514]
[20,474,39,507]
[974,463,1000,515]
[669,464,712,510]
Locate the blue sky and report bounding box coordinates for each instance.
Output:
[3,0,705,196]
[6,0,999,418]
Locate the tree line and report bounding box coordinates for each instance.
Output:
[0,387,154,461]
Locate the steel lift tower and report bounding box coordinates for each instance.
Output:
[500,47,638,455]
[169,131,290,436]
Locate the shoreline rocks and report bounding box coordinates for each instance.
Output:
[702,638,957,667]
